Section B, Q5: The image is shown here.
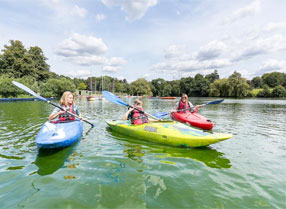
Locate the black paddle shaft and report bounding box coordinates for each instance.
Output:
[48,101,94,127]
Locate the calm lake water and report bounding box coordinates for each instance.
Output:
[0,97,285,209]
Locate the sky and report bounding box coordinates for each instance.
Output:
[1,0,286,82]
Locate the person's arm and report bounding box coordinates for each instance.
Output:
[123,108,133,120]
[48,107,65,121]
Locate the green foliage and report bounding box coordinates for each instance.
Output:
[78,82,87,90]
[251,76,263,88]
[205,70,219,83]
[130,78,152,96]
[272,85,286,97]
[40,78,76,97]
[151,78,167,97]
[0,40,50,81]
[262,72,285,88]
[257,85,272,97]
[0,75,39,98]
[227,71,250,97]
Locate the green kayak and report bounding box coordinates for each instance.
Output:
[106,120,232,148]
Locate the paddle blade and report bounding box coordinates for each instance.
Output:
[206,99,224,105]
[12,81,47,102]
[152,112,169,119]
[102,91,128,107]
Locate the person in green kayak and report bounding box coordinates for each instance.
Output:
[123,98,150,125]
[171,94,198,113]
[48,91,82,122]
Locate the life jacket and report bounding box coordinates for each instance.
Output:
[131,107,149,125]
[177,100,191,113]
[58,105,76,122]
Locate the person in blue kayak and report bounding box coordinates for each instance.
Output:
[171,94,198,113]
[123,98,149,125]
[48,91,82,122]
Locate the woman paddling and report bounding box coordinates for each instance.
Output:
[48,91,82,122]
[171,94,198,113]
[123,98,156,124]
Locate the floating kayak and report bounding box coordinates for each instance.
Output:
[106,120,231,148]
[171,112,214,130]
[161,97,176,100]
[36,120,83,149]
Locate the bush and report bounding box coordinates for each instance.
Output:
[0,75,39,98]
[40,78,76,98]
[272,85,286,97]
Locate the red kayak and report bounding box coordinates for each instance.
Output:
[171,111,214,130]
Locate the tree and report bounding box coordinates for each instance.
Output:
[205,70,219,83]
[191,74,210,97]
[228,71,250,97]
[40,78,76,97]
[162,84,172,96]
[0,40,51,81]
[209,79,231,97]
[151,78,166,96]
[257,85,272,97]
[130,78,152,96]
[262,72,285,88]
[251,76,263,88]
[78,82,87,90]
[28,46,50,81]
[272,85,286,97]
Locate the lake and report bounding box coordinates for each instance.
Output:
[0,97,285,208]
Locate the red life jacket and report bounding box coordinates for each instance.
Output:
[59,105,76,122]
[131,107,149,125]
[177,100,191,113]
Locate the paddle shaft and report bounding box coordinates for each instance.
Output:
[48,101,94,127]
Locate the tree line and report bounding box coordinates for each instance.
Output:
[1,40,286,98]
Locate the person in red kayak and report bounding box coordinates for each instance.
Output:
[48,91,82,121]
[123,98,150,125]
[171,94,199,113]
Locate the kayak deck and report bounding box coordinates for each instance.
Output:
[36,120,83,149]
[171,112,214,130]
[106,120,231,148]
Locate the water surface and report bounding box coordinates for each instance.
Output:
[0,98,285,208]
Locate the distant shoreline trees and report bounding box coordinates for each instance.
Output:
[0,40,286,98]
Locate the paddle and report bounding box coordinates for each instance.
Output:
[103,91,160,120]
[153,99,225,119]
[12,81,95,128]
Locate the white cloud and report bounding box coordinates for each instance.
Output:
[256,59,286,75]
[233,34,286,61]
[102,65,120,73]
[108,57,127,66]
[96,14,106,22]
[70,5,87,18]
[66,55,108,66]
[101,0,158,21]
[223,0,261,24]
[66,69,92,78]
[264,22,286,32]
[196,40,227,61]
[55,33,108,57]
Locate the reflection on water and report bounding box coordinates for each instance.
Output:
[35,146,75,176]
[107,127,231,169]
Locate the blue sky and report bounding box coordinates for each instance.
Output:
[1,0,286,82]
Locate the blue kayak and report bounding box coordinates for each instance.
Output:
[36,120,83,149]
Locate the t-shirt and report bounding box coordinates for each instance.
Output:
[51,105,80,118]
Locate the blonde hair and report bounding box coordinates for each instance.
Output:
[134,98,142,105]
[181,94,189,102]
[60,91,75,106]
